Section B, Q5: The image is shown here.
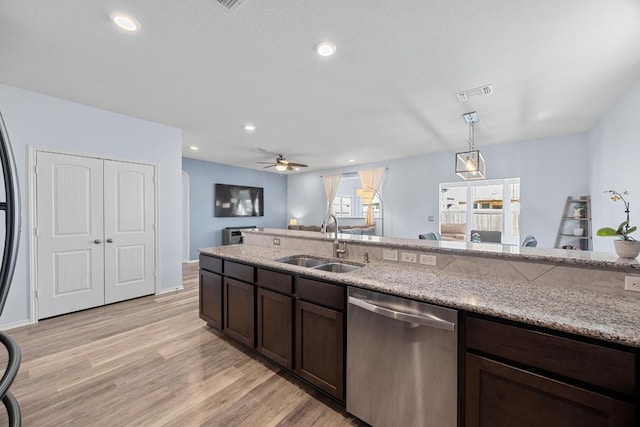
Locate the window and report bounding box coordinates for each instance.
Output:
[332,196,353,217]
[332,175,382,218]
[361,197,381,219]
[440,178,520,244]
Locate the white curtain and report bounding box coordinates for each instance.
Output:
[358,167,386,225]
[322,174,342,215]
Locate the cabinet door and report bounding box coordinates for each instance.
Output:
[465,354,636,427]
[295,299,344,401]
[199,270,222,330]
[257,288,293,369]
[224,277,255,347]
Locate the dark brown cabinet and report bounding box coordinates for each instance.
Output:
[199,254,223,330]
[465,316,637,427]
[199,257,346,402]
[199,269,223,330]
[256,268,294,369]
[466,354,635,427]
[295,277,345,401]
[223,277,255,347]
[257,288,293,369]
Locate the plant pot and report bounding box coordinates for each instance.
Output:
[614,240,640,259]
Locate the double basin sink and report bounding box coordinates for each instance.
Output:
[276,255,363,273]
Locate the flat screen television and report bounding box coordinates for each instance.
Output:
[215,183,264,217]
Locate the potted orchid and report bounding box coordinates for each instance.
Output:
[596,190,640,258]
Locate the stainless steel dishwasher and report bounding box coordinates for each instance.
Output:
[347,287,458,427]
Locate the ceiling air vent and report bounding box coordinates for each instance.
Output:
[456,84,494,102]
[214,0,246,13]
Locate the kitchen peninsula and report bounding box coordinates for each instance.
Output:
[199,228,640,426]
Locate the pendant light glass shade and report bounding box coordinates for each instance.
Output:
[455,149,486,180]
[455,111,486,180]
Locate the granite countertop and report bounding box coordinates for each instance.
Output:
[200,244,640,349]
[245,228,640,270]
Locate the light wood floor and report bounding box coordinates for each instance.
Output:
[0,263,363,426]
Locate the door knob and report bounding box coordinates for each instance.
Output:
[106,238,113,243]
[94,239,102,244]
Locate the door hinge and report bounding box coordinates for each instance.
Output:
[34,165,39,174]
[154,270,158,278]
[34,227,39,237]
[34,289,38,299]
[153,176,157,184]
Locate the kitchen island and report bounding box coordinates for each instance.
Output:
[199,228,639,426]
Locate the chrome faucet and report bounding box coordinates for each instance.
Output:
[322,213,347,258]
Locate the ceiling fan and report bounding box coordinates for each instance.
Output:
[257,154,308,172]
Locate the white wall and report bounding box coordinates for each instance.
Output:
[589,77,640,252]
[288,133,589,248]
[0,84,183,328]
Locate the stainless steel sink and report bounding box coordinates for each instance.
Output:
[312,262,362,273]
[276,255,363,273]
[277,256,328,268]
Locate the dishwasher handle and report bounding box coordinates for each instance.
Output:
[348,296,456,331]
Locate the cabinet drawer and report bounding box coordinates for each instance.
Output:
[296,277,344,311]
[199,254,222,274]
[465,353,636,427]
[224,260,254,283]
[466,317,636,395]
[256,268,293,295]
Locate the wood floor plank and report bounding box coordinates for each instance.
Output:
[0,262,363,426]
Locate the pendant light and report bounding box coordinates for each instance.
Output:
[455,111,486,180]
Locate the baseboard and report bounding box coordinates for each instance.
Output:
[0,318,35,331]
[157,286,184,295]
[183,259,199,264]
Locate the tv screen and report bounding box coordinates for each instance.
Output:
[215,183,264,217]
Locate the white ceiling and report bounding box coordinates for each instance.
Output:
[1,0,639,172]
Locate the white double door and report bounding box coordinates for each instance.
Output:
[36,152,156,319]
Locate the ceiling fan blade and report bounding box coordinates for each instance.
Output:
[255,152,309,171]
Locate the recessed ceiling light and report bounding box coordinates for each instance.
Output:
[348,159,355,163]
[109,12,140,32]
[315,41,336,57]
[189,146,199,151]
[244,124,256,131]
